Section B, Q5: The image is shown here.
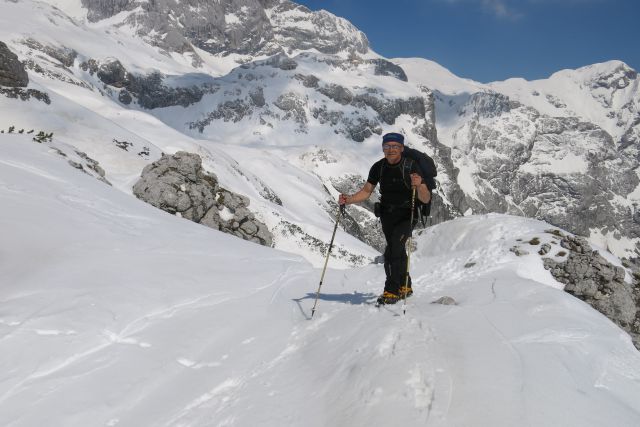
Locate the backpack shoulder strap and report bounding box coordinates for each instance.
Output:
[401,157,413,190]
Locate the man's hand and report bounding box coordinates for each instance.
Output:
[339,193,349,205]
[410,173,423,187]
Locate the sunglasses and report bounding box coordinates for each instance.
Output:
[382,144,403,151]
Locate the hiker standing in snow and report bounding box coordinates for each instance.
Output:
[339,133,431,304]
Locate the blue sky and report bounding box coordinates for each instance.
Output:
[294,0,639,83]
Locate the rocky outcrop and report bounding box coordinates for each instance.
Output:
[543,232,640,349]
[0,87,50,104]
[48,144,111,186]
[133,151,273,246]
[0,41,28,87]
[448,94,640,247]
[370,59,407,82]
[81,58,216,109]
[22,38,77,68]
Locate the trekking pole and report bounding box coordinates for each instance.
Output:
[311,204,345,318]
[402,187,417,315]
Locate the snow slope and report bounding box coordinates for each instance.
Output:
[1,136,640,426]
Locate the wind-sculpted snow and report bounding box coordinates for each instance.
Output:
[2,140,640,426]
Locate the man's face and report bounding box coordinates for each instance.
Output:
[382,142,403,163]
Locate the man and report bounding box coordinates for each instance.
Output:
[339,132,431,304]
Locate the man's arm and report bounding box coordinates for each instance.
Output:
[339,182,375,205]
[410,173,431,204]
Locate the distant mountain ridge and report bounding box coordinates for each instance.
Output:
[397,57,640,259]
[51,0,369,67]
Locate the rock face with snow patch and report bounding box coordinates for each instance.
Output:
[80,58,217,109]
[133,151,273,247]
[0,41,28,87]
[438,81,640,259]
[543,232,640,349]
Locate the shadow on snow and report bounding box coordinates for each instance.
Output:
[293,291,378,319]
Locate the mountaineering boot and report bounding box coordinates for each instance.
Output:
[376,291,400,305]
[399,286,413,298]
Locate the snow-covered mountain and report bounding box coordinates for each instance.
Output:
[398,57,640,259]
[3,0,639,264]
[4,0,638,264]
[2,134,640,426]
[0,0,447,265]
[47,0,370,73]
[2,1,640,425]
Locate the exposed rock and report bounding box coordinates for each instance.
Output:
[274,92,307,125]
[133,151,273,246]
[543,234,639,349]
[275,218,366,266]
[369,59,407,82]
[88,58,213,108]
[248,87,265,107]
[265,54,298,71]
[451,95,640,245]
[22,38,77,68]
[0,41,28,87]
[48,144,111,185]
[74,149,110,184]
[80,0,369,59]
[97,59,128,88]
[510,246,529,256]
[0,87,50,104]
[295,73,319,88]
[432,296,457,305]
[353,93,426,125]
[80,59,99,75]
[118,90,132,105]
[318,83,353,105]
[538,243,551,255]
[591,62,638,91]
[126,71,210,109]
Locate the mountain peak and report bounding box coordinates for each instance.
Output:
[43,0,369,61]
[549,60,637,87]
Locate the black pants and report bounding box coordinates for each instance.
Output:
[381,208,414,294]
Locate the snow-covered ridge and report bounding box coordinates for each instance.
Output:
[40,0,370,74]
[1,135,639,426]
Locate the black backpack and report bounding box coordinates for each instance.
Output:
[380,147,437,224]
